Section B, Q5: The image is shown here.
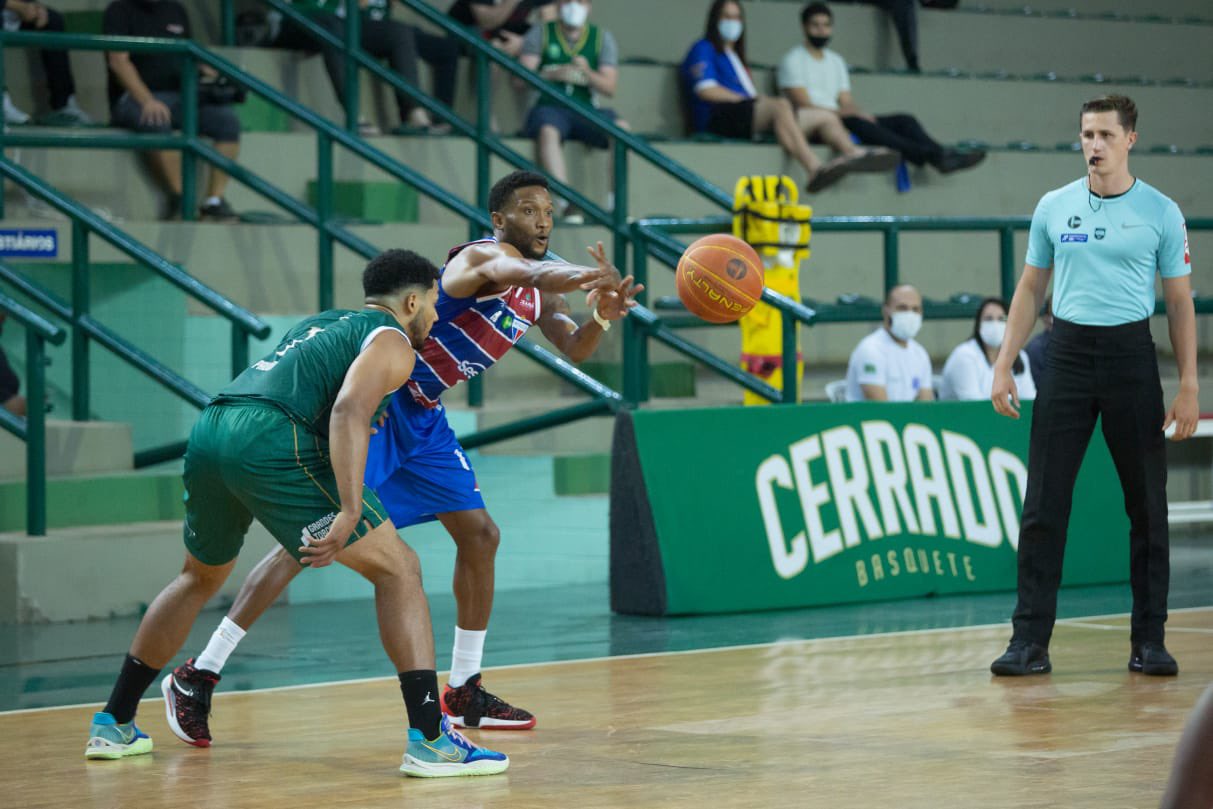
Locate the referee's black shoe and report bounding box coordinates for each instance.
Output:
[1129,642,1179,676]
[990,641,1052,676]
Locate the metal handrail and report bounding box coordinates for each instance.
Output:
[219,0,733,308]
[0,290,66,535]
[625,214,1213,406]
[0,30,622,465]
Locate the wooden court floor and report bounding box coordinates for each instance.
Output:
[4,608,1212,809]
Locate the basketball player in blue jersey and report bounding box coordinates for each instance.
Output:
[988,95,1198,678]
[162,171,643,744]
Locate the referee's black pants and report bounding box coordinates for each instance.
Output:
[1012,317,1169,648]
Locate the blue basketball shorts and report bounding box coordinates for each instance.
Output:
[364,393,484,528]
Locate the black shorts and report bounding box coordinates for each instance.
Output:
[110,90,241,143]
[705,100,755,140]
[523,104,617,149]
[0,347,19,403]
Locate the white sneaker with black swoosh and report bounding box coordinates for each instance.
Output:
[161,658,221,747]
[399,716,509,778]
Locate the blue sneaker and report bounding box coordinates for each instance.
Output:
[86,711,154,760]
[399,716,509,778]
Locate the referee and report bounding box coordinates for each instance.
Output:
[988,95,1198,677]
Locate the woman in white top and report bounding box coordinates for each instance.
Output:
[939,297,1036,401]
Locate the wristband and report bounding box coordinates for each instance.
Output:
[592,307,612,331]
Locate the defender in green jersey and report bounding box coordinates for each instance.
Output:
[87,249,511,778]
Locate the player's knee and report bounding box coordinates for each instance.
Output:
[457,521,500,559]
[180,553,233,592]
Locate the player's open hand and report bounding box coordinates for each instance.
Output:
[587,275,644,321]
[991,366,1020,419]
[1164,387,1199,441]
[580,242,623,293]
[299,511,360,568]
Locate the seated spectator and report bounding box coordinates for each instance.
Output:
[1,0,93,126]
[520,0,626,222]
[103,0,241,221]
[0,313,27,417]
[845,284,933,401]
[939,296,1036,401]
[1024,294,1052,389]
[780,3,985,175]
[449,0,556,57]
[276,1,459,134]
[681,0,897,193]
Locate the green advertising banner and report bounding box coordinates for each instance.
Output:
[609,402,1129,615]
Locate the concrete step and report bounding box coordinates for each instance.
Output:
[617,62,1213,147]
[593,0,1213,78]
[0,419,132,482]
[0,468,182,533]
[0,450,610,622]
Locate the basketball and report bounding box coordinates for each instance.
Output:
[675,234,765,324]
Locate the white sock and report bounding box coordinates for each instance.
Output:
[194,616,246,674]
[204,195,222,207]
[448,627,487,688]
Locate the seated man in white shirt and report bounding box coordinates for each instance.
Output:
[845,284,933,401]
[777,2,985,175]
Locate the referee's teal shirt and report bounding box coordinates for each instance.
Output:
[1026,178,1191,326]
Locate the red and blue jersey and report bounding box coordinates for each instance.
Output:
[406,239,542,409]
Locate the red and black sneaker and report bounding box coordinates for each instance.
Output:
[160,658,220,747]
[441,673,535,730]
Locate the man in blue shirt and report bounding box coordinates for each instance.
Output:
[988,95,1198,677]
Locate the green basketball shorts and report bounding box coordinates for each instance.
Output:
[182,402,389,566]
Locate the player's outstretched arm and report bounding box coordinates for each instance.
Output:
[537,275,643,363]
[442,241,621,299]
[301,332,415,568]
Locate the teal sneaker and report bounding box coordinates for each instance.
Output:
[399,716,509,778]
[85,711,154,760]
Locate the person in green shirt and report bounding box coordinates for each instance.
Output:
[520,0,628,222]
[84,249,510,777]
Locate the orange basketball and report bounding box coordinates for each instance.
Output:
[675,234,765,324]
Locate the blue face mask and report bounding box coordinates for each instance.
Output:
[717,19,743,43]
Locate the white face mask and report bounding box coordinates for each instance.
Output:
[979,320,1007,348]
[560,1,589,28]
[889,311,922,342]
[718,19,743,42]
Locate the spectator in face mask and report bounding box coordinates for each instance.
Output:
[680,0,896,194]
[845,284,933,401]
[939,297,1036,402]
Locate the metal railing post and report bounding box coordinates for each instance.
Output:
[343,0,361,133]
[231,321,249,380]
[221,0,236,46]
[883,225,899,294]
[0,36,5,220]
[70,219,89,421]
[180,52,198,222]
[999,225,1016,301]
[25,330,49,535]
[612,137,628,275]
[466,49,492,409]
[623,233,651,405]
[781,308,798,404]
[317,130,335,311]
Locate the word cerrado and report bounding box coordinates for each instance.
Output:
[754,421,1027,581]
